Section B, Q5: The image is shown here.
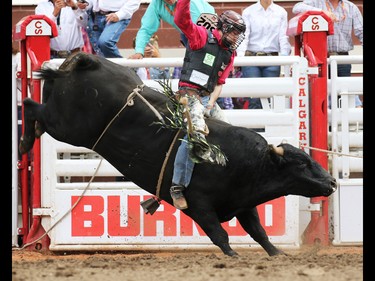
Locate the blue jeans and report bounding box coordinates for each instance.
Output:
[172,137,195,187]
[87,13,130,58]
[241,65,281,109]
[172,96,227,187]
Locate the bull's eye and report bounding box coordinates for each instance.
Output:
[299,164,307,169]
[296,161,307,170]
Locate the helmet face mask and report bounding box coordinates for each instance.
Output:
[217,10,246,50]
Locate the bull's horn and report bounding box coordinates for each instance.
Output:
[271,145,284,156]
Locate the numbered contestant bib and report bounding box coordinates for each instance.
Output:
[196,13,218,32]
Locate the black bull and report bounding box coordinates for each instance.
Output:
[19,53,337,257]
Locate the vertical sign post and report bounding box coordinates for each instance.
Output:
[287,11,334,245]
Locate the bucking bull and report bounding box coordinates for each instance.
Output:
[19,52,337,257]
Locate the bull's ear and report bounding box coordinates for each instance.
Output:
[269,145,285,165]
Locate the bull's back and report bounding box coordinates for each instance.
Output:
[206,120,268,164]
[40,53,157,146]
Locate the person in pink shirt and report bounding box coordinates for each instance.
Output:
[169,0,246,209]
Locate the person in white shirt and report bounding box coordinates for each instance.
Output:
[292,0,363,108]
[237,0,291,110]
[35,0,88,58]
[85,0,141,58]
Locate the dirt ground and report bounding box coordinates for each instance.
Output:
[12,245,363,281]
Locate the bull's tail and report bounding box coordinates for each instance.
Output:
[19,98,45,155]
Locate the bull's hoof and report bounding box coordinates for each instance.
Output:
[35,121,44,138]
[268,248,287,256]
[19,136,33,155]
[225,250,239,257]
[274,250,288,256]
[19,143,27,155]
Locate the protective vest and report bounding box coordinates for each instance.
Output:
[180,32,232,93]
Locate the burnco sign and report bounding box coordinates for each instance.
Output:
[48,189,298,249]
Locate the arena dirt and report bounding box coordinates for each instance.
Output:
[12,245,363,281]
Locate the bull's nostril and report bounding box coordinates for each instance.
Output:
[330,179,338,192]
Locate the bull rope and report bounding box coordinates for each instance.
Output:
[299,143,363,158]
[155,130,181,198]
[91,82,183,211]
[91,82,178,199]
[92,84,165,150]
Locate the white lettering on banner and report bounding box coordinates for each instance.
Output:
[84,205,92,212]
[302,15,328,32]
[69,195,286,238]
[26,19,52,36]
[298,76,309,149]
[265,204,273,227]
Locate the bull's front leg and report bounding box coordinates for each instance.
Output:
[236,207,285,256]
[187,211,238,256]
[19,98,43,155]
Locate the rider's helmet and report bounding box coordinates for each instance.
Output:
[217,10,246,50]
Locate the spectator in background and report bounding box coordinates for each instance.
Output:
[292,0,363,108]
[169,0,246,209]
[76,1,95,54]
[81,27,95,54]
[35,0,88,59]
[85,0,141,58]
[216,67,240,110]
[172,66,182,79]
[128,0,215,60]
[216,97,234,110]
[229,66,248,109]
[133,34,171,80]
[237,0,291,109]
[144,34,171,79]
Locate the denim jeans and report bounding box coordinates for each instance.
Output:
[172,96,227,187]
[87,13,130,58]
[241,65,281,109]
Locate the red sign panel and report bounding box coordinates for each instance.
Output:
[71,195,286,237]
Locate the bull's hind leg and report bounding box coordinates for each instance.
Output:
[187,211,238,256]
[35,121,45,138]
[19,98,44,155]
[236,208,285,256]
